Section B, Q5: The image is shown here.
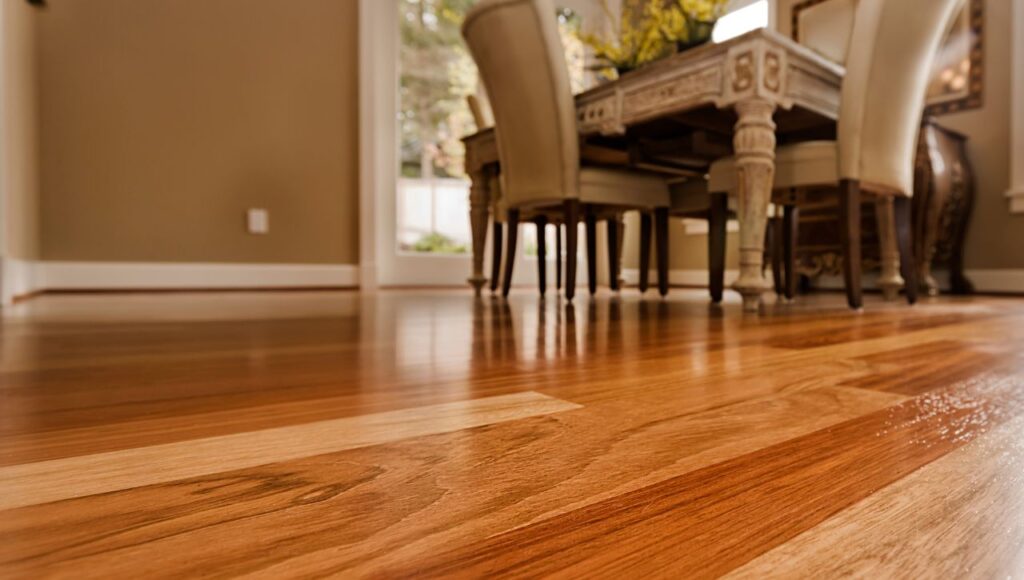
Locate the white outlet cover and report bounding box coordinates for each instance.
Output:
[247,208,269,234]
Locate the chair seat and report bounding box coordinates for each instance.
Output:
[578,167,670,209]
[708,141,839,193]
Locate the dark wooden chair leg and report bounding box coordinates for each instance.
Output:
[839,180,863,309]
[534,215,548,296]
[639,212,652,294]
[555,223,563,291]
[765,217,783,295]
[586,206,598,295]
[708,193,727,303]
[783,205,799,300]
[655,207,669,297]
[606,218,620,291]
[895,196,919,305]
[502,209,519,298]
[563,201,579,301]
[490,220,503,293]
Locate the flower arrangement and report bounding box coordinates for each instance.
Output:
[659,0,731,50]
[578,0,731,77]
[578,0,671,75]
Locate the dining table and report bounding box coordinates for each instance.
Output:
[462,28,845,311]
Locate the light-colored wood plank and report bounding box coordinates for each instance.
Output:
[0,386,903,578]
[0,391,581,511]
[727,413,1024,578]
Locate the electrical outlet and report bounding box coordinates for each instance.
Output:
[247,208,269,234]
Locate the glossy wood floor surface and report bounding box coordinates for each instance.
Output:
[2,289,1024,578]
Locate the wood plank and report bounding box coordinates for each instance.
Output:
[379,372,1024,578]
[0,391,581,511]
[0,386,903,578]
[727,413,1024,578]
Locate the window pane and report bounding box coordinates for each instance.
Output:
[396,1,589,255]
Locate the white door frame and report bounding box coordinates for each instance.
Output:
[0,1,9,302]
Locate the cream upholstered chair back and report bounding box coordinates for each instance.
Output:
[838,0,963,196]
[462,0,580,208]
[797,0,856,65]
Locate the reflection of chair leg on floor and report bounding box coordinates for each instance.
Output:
[490,220,503,293]
[534,215,548,296]
[606,216,620,292]
[555,224,563,291]
[638,212,652,294]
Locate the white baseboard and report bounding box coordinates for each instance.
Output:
[965,269,1024,293]
[1,260,359,305]
[1007,187,1024,214]
[623,267,1024,294]
[1,258,43,305]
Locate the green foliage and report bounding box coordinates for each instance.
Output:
[407,232,469,254]
[399,0,477,180]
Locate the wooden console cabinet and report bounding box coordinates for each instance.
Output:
[794,117,975,295]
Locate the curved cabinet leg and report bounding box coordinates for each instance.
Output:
[468,168,492,295]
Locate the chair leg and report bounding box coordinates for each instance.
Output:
[502,208,519,298]
[555,223,563,291]
[535,216,548,297]
[490,220,503,293]
[606,217,620,292]
[639,212,652,294]
[895,196,919,305]
[586,206,598,295]
[708,193,727,303]
[783,205,799,300]
[839,179,863,309]
[563,201,579,301]
[655,207,669,297]
[765,217,783,295]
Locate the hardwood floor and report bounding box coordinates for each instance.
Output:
[1,289,1023,577]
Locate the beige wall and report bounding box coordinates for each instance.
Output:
[35,0,359,264]
[1,0,40,260]
[627,0,1022,275]
[939,0,1022,269]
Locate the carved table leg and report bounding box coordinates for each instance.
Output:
[874,196,905,301]
[467,167,492,295]
[732,99,777,312]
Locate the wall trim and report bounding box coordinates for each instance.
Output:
[0,257,41,305]
[1007,188,1024,215]
[1,261,359,305]
[623,267,1024,294]
[1010,0,1024,213]
[965,269,1024,294]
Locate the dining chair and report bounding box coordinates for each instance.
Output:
[462,0,671,301]
[708,0,964,309]
[467,94,568,296]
